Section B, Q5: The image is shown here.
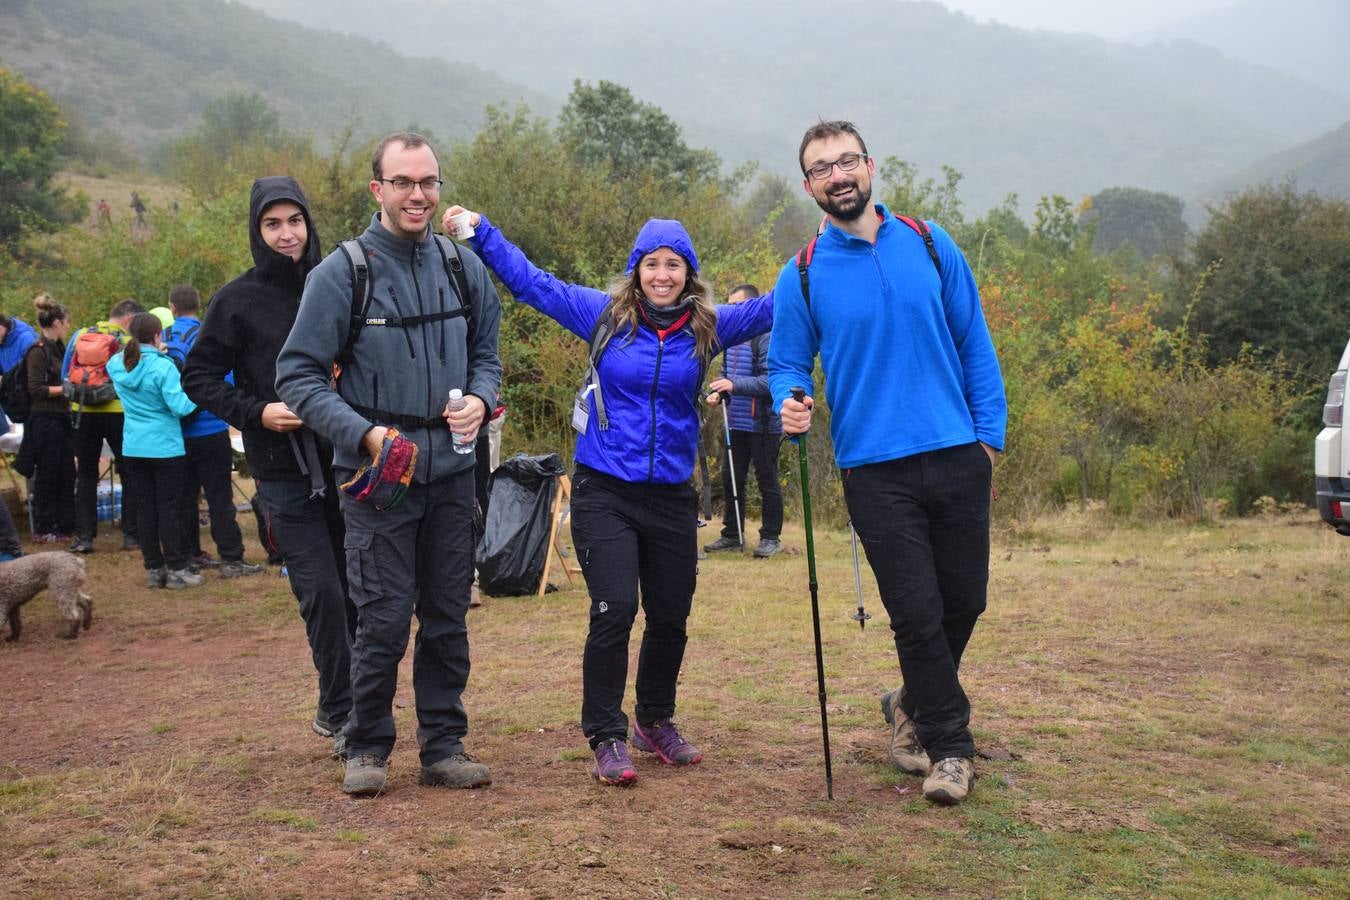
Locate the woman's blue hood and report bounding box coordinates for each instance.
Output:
[625,219,700,273]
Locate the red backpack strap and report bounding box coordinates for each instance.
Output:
[893,214,942,274]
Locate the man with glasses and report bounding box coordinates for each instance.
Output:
[768,120,1006,806]
[277,132,502,797]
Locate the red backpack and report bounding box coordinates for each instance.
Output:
[63,328,121,407]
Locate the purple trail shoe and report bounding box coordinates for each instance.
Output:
[631,719,703,766]
[592,738,637,786]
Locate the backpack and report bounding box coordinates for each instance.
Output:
[575,300,716,434]
[794,214,941,322]
[335,234,475,430]
[63,328,121,407]
[0,344,38,424]
[163,320,200,372]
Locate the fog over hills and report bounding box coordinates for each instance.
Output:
[4,0,1346,215]
[237,0,1348,213]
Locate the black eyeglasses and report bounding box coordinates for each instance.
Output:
[805,153,867,181]
[378,177,443,194]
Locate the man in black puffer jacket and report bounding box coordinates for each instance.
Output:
[182,176,354,756]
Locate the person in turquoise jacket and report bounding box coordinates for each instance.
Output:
[107,312,205,590]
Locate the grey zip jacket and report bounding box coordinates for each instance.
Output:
[276,213,502,483]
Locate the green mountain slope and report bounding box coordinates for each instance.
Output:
[0,0,552,154]
[1204,121,1350,202]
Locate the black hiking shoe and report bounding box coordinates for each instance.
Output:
[343,755,388,796]
[419,752,491,788]
[753,538,781,558]
[703,535,742,553]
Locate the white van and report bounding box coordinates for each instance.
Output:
[1315,339,1350,535]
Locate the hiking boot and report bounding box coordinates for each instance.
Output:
[343,754,388,796]
[753,538,781,559]
[219,559,264,578]
[419,752,492,788]
[881,688,929,776]
[69,537,95,554]
[191,552,221,569]
[703,535,742,553]
[591,738,636,786]
[923,757,975,805]
[331,731,349,761]
[312,718,338,738]
[164,568,205,589]
[631,719,703,766]
[145,567,167,589]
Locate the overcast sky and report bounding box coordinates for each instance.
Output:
[936,0,1232,38]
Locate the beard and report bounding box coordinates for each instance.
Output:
[817,178,872,221]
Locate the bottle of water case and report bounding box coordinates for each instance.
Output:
[447,389,474,455]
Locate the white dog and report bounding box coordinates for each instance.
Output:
[0,552,93,641]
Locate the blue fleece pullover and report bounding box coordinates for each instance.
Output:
[472,215,774,484]
[767,205,1005,468]
[107,345,197,457]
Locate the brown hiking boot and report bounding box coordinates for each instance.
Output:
[923,757,975,805]
[881,688,929,776]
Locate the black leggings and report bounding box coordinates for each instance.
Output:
[570,464,699,746]
[123,456,188,571]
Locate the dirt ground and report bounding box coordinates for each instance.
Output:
[1,509,1347,897]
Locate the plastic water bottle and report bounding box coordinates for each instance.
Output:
[447,389,474,455]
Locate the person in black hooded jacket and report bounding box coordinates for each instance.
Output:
[182,176,354,754]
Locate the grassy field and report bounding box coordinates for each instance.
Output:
[0,504,1346,897]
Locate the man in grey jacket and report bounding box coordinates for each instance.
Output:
[276,132,502,797]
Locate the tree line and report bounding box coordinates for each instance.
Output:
[3,68,1345,523]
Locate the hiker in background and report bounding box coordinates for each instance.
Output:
[702,283,784,559]
[443,203,772,787]
[96,199,112,228]
[184,176,353,758]
[165,285,263,578]
[107,313,202,590]
[769,120,1006,806]
[23,295,77,544]
[0,311,39,433]
[63,299,143,554]
[130,192,147,228]
[277,135,502,798]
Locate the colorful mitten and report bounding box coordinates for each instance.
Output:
[340,427,419,510]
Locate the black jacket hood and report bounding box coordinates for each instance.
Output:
[248,176,322,285]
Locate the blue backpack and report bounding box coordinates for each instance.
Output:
[163,320,200,372]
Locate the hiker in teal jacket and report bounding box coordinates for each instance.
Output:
[107,313,204,590]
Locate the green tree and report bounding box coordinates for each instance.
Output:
[1166,182,1350,381]
[557,80,721,185]
[877,158,965,228]
[0,68,85,250]
[1080,186,1187,260]
[742,171,819,260]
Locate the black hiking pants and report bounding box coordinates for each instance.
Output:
[842,442,992,762]
[28,412,76,536]
[340,469,476,765]
[181,430,245,562]
[719,429,783,541]
[571,464,698,746]
[123,455,188,571]
[73,412,138,543]
[255,477,354,734]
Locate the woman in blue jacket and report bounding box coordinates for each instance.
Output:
[444,205,772,786]
[107,313,203,590]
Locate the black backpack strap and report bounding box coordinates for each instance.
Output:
[580,300,618,431]
[432,234,474,344]
[337,239,372,366]
[348,403,445,431]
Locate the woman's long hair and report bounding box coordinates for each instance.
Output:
[121,312,163,372]
[603,263,718,359]
[33,292,67,329]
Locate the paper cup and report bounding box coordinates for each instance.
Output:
[449,211,475,240]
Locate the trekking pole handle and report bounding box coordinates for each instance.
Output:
[719,390,731,404]
[790,386,805,403]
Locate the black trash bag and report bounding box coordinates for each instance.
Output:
[476,453,565,596]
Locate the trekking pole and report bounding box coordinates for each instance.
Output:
[790,386,833,800]
[848,520,871,631]
[719,391,744,548]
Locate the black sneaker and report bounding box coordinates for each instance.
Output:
[219,559,264,578]
[122,536,141,551]
[753,538,781,558]
[703,535,742,553]
[69,537,95,554]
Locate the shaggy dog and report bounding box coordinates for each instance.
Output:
[0,552,93,641]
